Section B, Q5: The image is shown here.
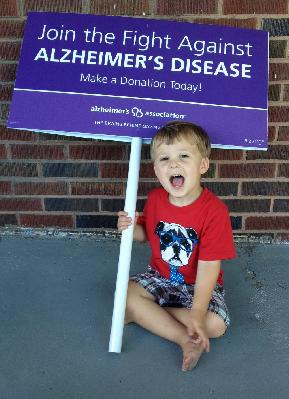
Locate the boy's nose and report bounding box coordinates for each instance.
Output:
[169,158,178,167]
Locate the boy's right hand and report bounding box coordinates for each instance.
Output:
[117,211,139,232]
[117,211,131,232]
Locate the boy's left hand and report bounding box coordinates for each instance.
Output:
[187,310,210,352]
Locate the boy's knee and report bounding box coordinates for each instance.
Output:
[124,280,142,324]
[127,280,153,299]
[206,312,227,338]
[125,281,154,323]
[126,280,140,302]
[125,282,135,323]
[126,281,135,305]
[125,281,141,321]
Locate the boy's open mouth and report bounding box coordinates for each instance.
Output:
[170,174,185,188]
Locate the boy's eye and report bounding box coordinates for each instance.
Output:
[160,157,169,161]
[180,154,189,158]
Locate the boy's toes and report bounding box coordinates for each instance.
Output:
[181,342,203,372]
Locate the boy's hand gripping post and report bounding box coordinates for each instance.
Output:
[109,137,142,353]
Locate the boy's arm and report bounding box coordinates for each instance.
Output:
[133,223,147,242]
[188,260,221,351]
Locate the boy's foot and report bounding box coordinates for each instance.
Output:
[181,341,204,371]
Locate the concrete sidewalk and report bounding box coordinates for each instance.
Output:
[0,235,288,399]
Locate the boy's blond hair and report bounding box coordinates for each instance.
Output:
[150,121,211,159]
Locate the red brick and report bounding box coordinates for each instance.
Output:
[278,164,289,178]
[0,126,35,141]
[141,145,151,161]
[268,126,276,142]
[11,144,65,160]
[38,133,90,142]
[269,63,289,81]
[91,0,150,15]
[0,64,17,82]
[269,40,287,59]
[0,83,14,101]
[0,144,7,158]
[42,162,98,178]
[20,214,74,228]
[23,0,82,13]
[100,162,155,178]
[0,181,12,194]
[278,126,289,141]
[0,214,17,226]
[15,182,68,195]
[69,144,126,160]
[269,107,289,123]
[0,1,18,16]
[242,181,289,196]
[204,181,238,196]
[140,163,155,178]
[157,0,217,15]
[0,20,24,38]
[0,162,38,177]
[0,198,42,211]
[276,233,289,242]
[100,163,128,178]
[137,181,161,196]
[195,18,257,29]
[246,145,289,160]
[210,148,244,160]
[246,216,289,230]
[224,199,270,213]
[44,198,99,212]
[0,42,21,61]
[223,0,288,14]
[100,198,124,212]
[219,163,275,178]
[283,84,289,101]
[71,182,124,196]
[273,199,289,212]
[268,84,281,101]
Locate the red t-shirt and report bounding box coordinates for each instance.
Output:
[137,187,235,285]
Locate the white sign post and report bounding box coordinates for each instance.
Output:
[109,137,142,353]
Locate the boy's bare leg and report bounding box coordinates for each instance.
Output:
[125,281,207,371]
[165,307,227,338]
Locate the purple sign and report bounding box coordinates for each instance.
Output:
[8,12,268,149]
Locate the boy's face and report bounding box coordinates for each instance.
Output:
[153,137,209,206]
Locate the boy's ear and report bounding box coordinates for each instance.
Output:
[153,161,158,177]
[200,157,210,175]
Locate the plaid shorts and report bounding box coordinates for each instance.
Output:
[130,266,230,327]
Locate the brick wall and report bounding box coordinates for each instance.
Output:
[0,0,289,242]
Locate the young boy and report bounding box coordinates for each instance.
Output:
[117,121,235,371]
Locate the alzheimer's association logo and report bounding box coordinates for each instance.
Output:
[131,107,143,118]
